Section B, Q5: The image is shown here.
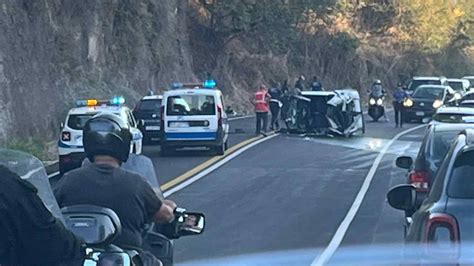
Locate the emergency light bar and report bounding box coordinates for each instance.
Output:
[171,79,217,90]
[75,96,125,107]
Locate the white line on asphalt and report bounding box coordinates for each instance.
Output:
[48,171,60,178]
[163,134,279,198]
[228,115,254,121]
[311,124,425,266]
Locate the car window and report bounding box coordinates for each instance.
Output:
[447,150,474,198]
[429,130,460,163]
[412,87,444,99]
[166,95,216,116]
[462,93,474,101]
[66,114,95,130]
[448,82,464,92]
[409,80,441,91]
[426,137,460,203]
[137,100,162,112]
[414,128,432,170]
[432,113,467,123]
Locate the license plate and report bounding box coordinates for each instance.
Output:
[416,111,425,116]
[145,126,160,131]
[169,122,189,128]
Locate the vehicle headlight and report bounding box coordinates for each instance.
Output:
[403,98,414,107]
[369,98,376,105]
[433,99,443,109]
[376,98,383,106]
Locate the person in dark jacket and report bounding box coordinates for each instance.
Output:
[311,76,323,91]
[268,82,283,130]
[393,82,408,128]
[0,165,84,266]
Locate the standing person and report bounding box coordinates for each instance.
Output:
[311,76,323,91]
[254,85,271,134]
[393,82,408,128]
[269,82,283,130]
[295,75,306,92]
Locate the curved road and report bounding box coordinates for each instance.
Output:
[142,113,427,264]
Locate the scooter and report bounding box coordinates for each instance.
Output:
[368,95,385,122]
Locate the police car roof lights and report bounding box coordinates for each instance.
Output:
[171,79,217,90]
[75,96,126,107]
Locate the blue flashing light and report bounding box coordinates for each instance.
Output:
[172,83,184,89]
[203,79,216,88]
[111,96,125,105]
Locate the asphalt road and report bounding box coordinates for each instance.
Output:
[151,111,428,264]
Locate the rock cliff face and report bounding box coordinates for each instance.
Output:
[0,0,195,142]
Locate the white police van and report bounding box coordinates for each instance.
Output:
[160,81,230,156]
[58,97,143,174]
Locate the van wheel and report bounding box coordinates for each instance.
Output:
[215,142,226,156]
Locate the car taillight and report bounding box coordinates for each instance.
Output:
[409,170,429,192]
[61,131,71,141]
[425,213,460,243]
[217,104,223,127]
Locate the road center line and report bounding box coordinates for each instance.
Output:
[311,124,425,266]
[163,134,279,198]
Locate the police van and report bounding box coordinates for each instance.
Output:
[58,97,143,174]
[160,81,230,156]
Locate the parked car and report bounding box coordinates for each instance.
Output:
[430,106,474,124]
[133,95,163,144]
[388,129,474,247]
[403,85,456,122]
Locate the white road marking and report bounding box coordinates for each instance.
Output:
[163,134,279,198]
[311,124,425,266]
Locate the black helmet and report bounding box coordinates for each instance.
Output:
[83,113,132,163]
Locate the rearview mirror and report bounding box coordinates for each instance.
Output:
[177,212,205,237]
[387,185,417,211]
[396,156,413,169]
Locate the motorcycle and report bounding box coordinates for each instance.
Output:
[0,149,204,266]
[368,92,385,122]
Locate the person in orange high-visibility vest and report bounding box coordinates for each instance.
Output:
[254,85,271,134]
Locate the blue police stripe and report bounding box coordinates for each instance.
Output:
[58,140,83,149]
[166,132,217,140]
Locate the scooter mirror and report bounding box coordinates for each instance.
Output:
[177,212,205,236]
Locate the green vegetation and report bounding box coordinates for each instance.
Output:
[5,138,53,162]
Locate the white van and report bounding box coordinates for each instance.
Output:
[160,83,230,155]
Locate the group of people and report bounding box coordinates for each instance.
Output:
[253,75,324,134]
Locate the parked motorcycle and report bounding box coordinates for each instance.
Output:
[368,93,385,122]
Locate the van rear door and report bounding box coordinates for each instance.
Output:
[164,91,218,141]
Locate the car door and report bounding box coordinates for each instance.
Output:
[126,110,143,154]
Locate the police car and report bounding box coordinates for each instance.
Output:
[58,97,143,174]
[133,95,163,144]
[160,80,230,156]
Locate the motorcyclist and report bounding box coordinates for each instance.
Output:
[54,113,176,266]
[0,165,84,266]
[368,79,389,122]
[268,82,283,130]
[310,76,323,91]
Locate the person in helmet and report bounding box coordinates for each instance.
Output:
[393,82,408,128]
[0,165,85,265]
[54,113,176,266]
[369,79,385,97]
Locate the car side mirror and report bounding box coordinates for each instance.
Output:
[396,156,413,169]
[387,185,417,211]
[138,119,145,127]
[422,117,431,124]
[176,212,205,237]
[60,122,64,129]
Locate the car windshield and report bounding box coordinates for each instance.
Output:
[137,100,162,112]
[448,150,474,198]
[429,130,460,162]
[67,114,95,130]
[448,81,464,92]
[412,87,444,99]
[166,95,216,116]
[409,79,441,91]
